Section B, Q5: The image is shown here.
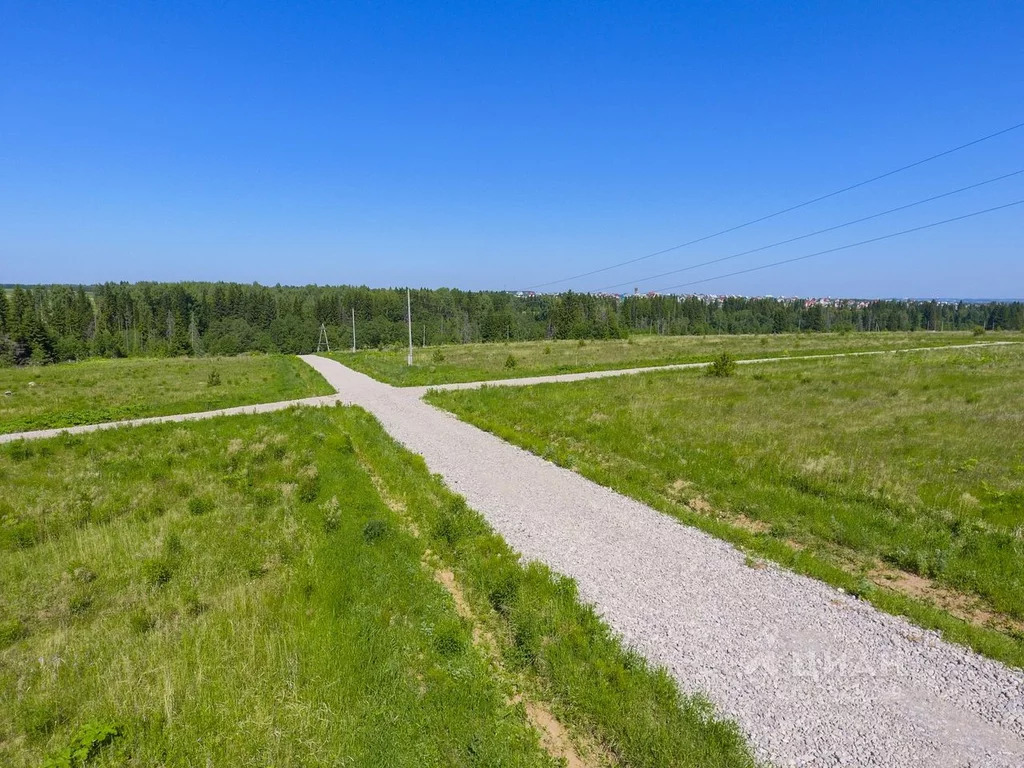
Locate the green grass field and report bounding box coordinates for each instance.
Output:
[0,407,753,767]
[428,344,1024,667]
[332,330,1011,386]
[0,355,333,434]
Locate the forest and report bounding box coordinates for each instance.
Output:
[1,282,1022,365]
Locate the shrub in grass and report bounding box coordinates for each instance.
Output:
[431,620,465,657]
[577,338,587,347]
[504,354,518,369]
[362,518,388,543]
[141,558,173,587]
[321,496,342,532]
[6,440,34,461]
[705,352,737,378]
[483,562,523,616]
[207,369,222,387]
[973,325,986,336]
[68,592,93,616]
[128,608,156,634]
[297,466,321,502]
[41,720,120,768]
[432,498,481,547]
[1,518,40,550]
[187,496,215,516]
[543,345,552,354]
[432,349,445,363]
[0,618,27,648]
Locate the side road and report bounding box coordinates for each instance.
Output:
[299,354,1024,768]
[0,394,341,444]
[2,341,1016,442]
[409,340,1022,393]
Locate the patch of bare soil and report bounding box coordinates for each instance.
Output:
[360,458,608,768]
[868,564,1024,634]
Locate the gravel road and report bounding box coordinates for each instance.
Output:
[301,354,1024,768]
[0,394,340,444]
[411,340,1022,394]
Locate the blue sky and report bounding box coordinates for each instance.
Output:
[2,1,1022,297]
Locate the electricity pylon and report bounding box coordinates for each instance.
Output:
[316,323,331,353]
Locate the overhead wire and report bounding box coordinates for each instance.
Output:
[525,120,1024,291]
[647,199,1024,294]
[590,168,1024,293]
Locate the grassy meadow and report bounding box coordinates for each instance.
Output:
[0,355,333,434]
[0,407,754,767]
[428,344,1024,666]
[332,330,1009,386]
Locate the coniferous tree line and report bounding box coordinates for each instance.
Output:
[1,282,1021,365]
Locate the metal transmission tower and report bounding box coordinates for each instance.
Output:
[315,323,331,353]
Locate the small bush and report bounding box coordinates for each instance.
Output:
[432,498,480,548]
[577,338,586,347]
[42,720,120,768]
[322,496,342,532]
[298,474,321,503]
[705,352,737,378]
[6,440,34,461]
[504,354,518,370]
[431,349,445,363]
[182,587,207,617]
[128,608,156,634]
[1,518,40,550]
[141,558,173,587]
[187,496,214,516]
[362,518,388,543]
[0,618,27,648]
[432,621,465,657]
[484,565,522,616]
[972,325,986,337]
[68,591,93,616]
[297,465,320,503]
[207,370,222,387]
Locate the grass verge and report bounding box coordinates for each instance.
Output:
[0,406,755,767]
[427,345,1024,668]
[331,330,1012,386]
[0,355,333,434]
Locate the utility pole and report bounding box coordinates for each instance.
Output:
[351,308,356,352]
[406,289,413,366]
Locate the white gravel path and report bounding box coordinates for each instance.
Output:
[0,394,341,444]
[410,340,1022,394]
[3,346,1023,766]
[300,353,1024,768]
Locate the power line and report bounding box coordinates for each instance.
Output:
[592,168,1024,292]
[526,119,1024,290]
[652,198,1024,294]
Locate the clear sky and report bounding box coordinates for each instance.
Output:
[2,1,1022,297]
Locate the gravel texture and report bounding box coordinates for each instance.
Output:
[301,354,1024,768]
[5,349,1023,766]
[0,394,340,444]
[411,341,1023,394]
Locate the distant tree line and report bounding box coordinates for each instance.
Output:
[1,282,1021,365]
